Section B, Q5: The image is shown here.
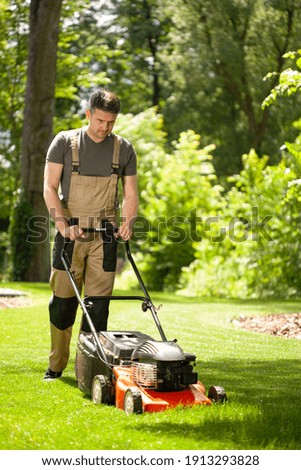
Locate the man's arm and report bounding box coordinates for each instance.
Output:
[43,162,84,240]
[118,175,139,240]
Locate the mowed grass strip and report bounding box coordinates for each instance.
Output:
[0,282,300,450]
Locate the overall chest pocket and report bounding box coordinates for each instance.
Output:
[70,175,115,213]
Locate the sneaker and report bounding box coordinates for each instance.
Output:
[44,368,62,380]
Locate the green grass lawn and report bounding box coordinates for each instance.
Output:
[0,281,300,450]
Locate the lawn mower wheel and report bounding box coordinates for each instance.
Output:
[92,374,112,405]
[124,387,143,415]
[208,385,227,403]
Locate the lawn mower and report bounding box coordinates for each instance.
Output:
[61,227,227,414]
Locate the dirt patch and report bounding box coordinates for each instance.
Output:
[232,313,301,339]
[0,296,32,309]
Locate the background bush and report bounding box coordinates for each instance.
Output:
[179,136,301,299]
[8,190,35,281]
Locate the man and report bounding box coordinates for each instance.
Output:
[43,88,138,380]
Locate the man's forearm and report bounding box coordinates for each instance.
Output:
[121,196,139,229]
[118,193,139,240]
[44,187,69,235]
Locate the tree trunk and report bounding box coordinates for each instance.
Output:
[21,0,62,281]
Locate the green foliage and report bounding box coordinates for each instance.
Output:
[61,0,301,174]
[0,1,28,135]
[263,49,301,108]
[116,110,221,290]
[97,0,173,111]
[114,107,167,223]
[8,189,34,281]
[0,0,28,218]
[53,0,120,132]
[116,108,301,298]
[114,107,167,189]
[179,142,301,299]
[160,0,301,173]
[138,131,219,290]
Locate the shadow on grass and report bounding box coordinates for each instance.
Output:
[126,357,301,450]
[199,358,301,405]
[61,376,78,388]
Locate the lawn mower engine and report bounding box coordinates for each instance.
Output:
[75,330,198,396]
[131,340,198,392]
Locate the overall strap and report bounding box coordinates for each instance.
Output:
[111,134,121,175]
[71,131,121,174]
[70,130,80,173]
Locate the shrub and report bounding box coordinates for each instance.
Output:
[8,189,35,281]
[179,142,301,299]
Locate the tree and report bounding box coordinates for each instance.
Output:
[163,0,301,173]
[97,0,173,112]
[20,0,63,281]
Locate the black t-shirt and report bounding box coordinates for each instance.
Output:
[46,128,137,202]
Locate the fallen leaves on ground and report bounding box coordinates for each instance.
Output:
[232,313,301,339]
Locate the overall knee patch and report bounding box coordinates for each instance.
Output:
[49,295,78,330]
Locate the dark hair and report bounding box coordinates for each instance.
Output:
[89,89,120,114]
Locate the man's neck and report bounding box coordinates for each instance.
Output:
[84,126,108,143]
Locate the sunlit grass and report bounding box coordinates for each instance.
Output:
[0,281,300,450]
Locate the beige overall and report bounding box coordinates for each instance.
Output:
[48,131,121,372]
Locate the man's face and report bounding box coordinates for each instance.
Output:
[86,108,118,142]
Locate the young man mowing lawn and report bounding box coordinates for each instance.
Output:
[43,88,138,380]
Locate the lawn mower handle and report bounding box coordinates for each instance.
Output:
[123,241,167,341]
[82,227,119,234]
